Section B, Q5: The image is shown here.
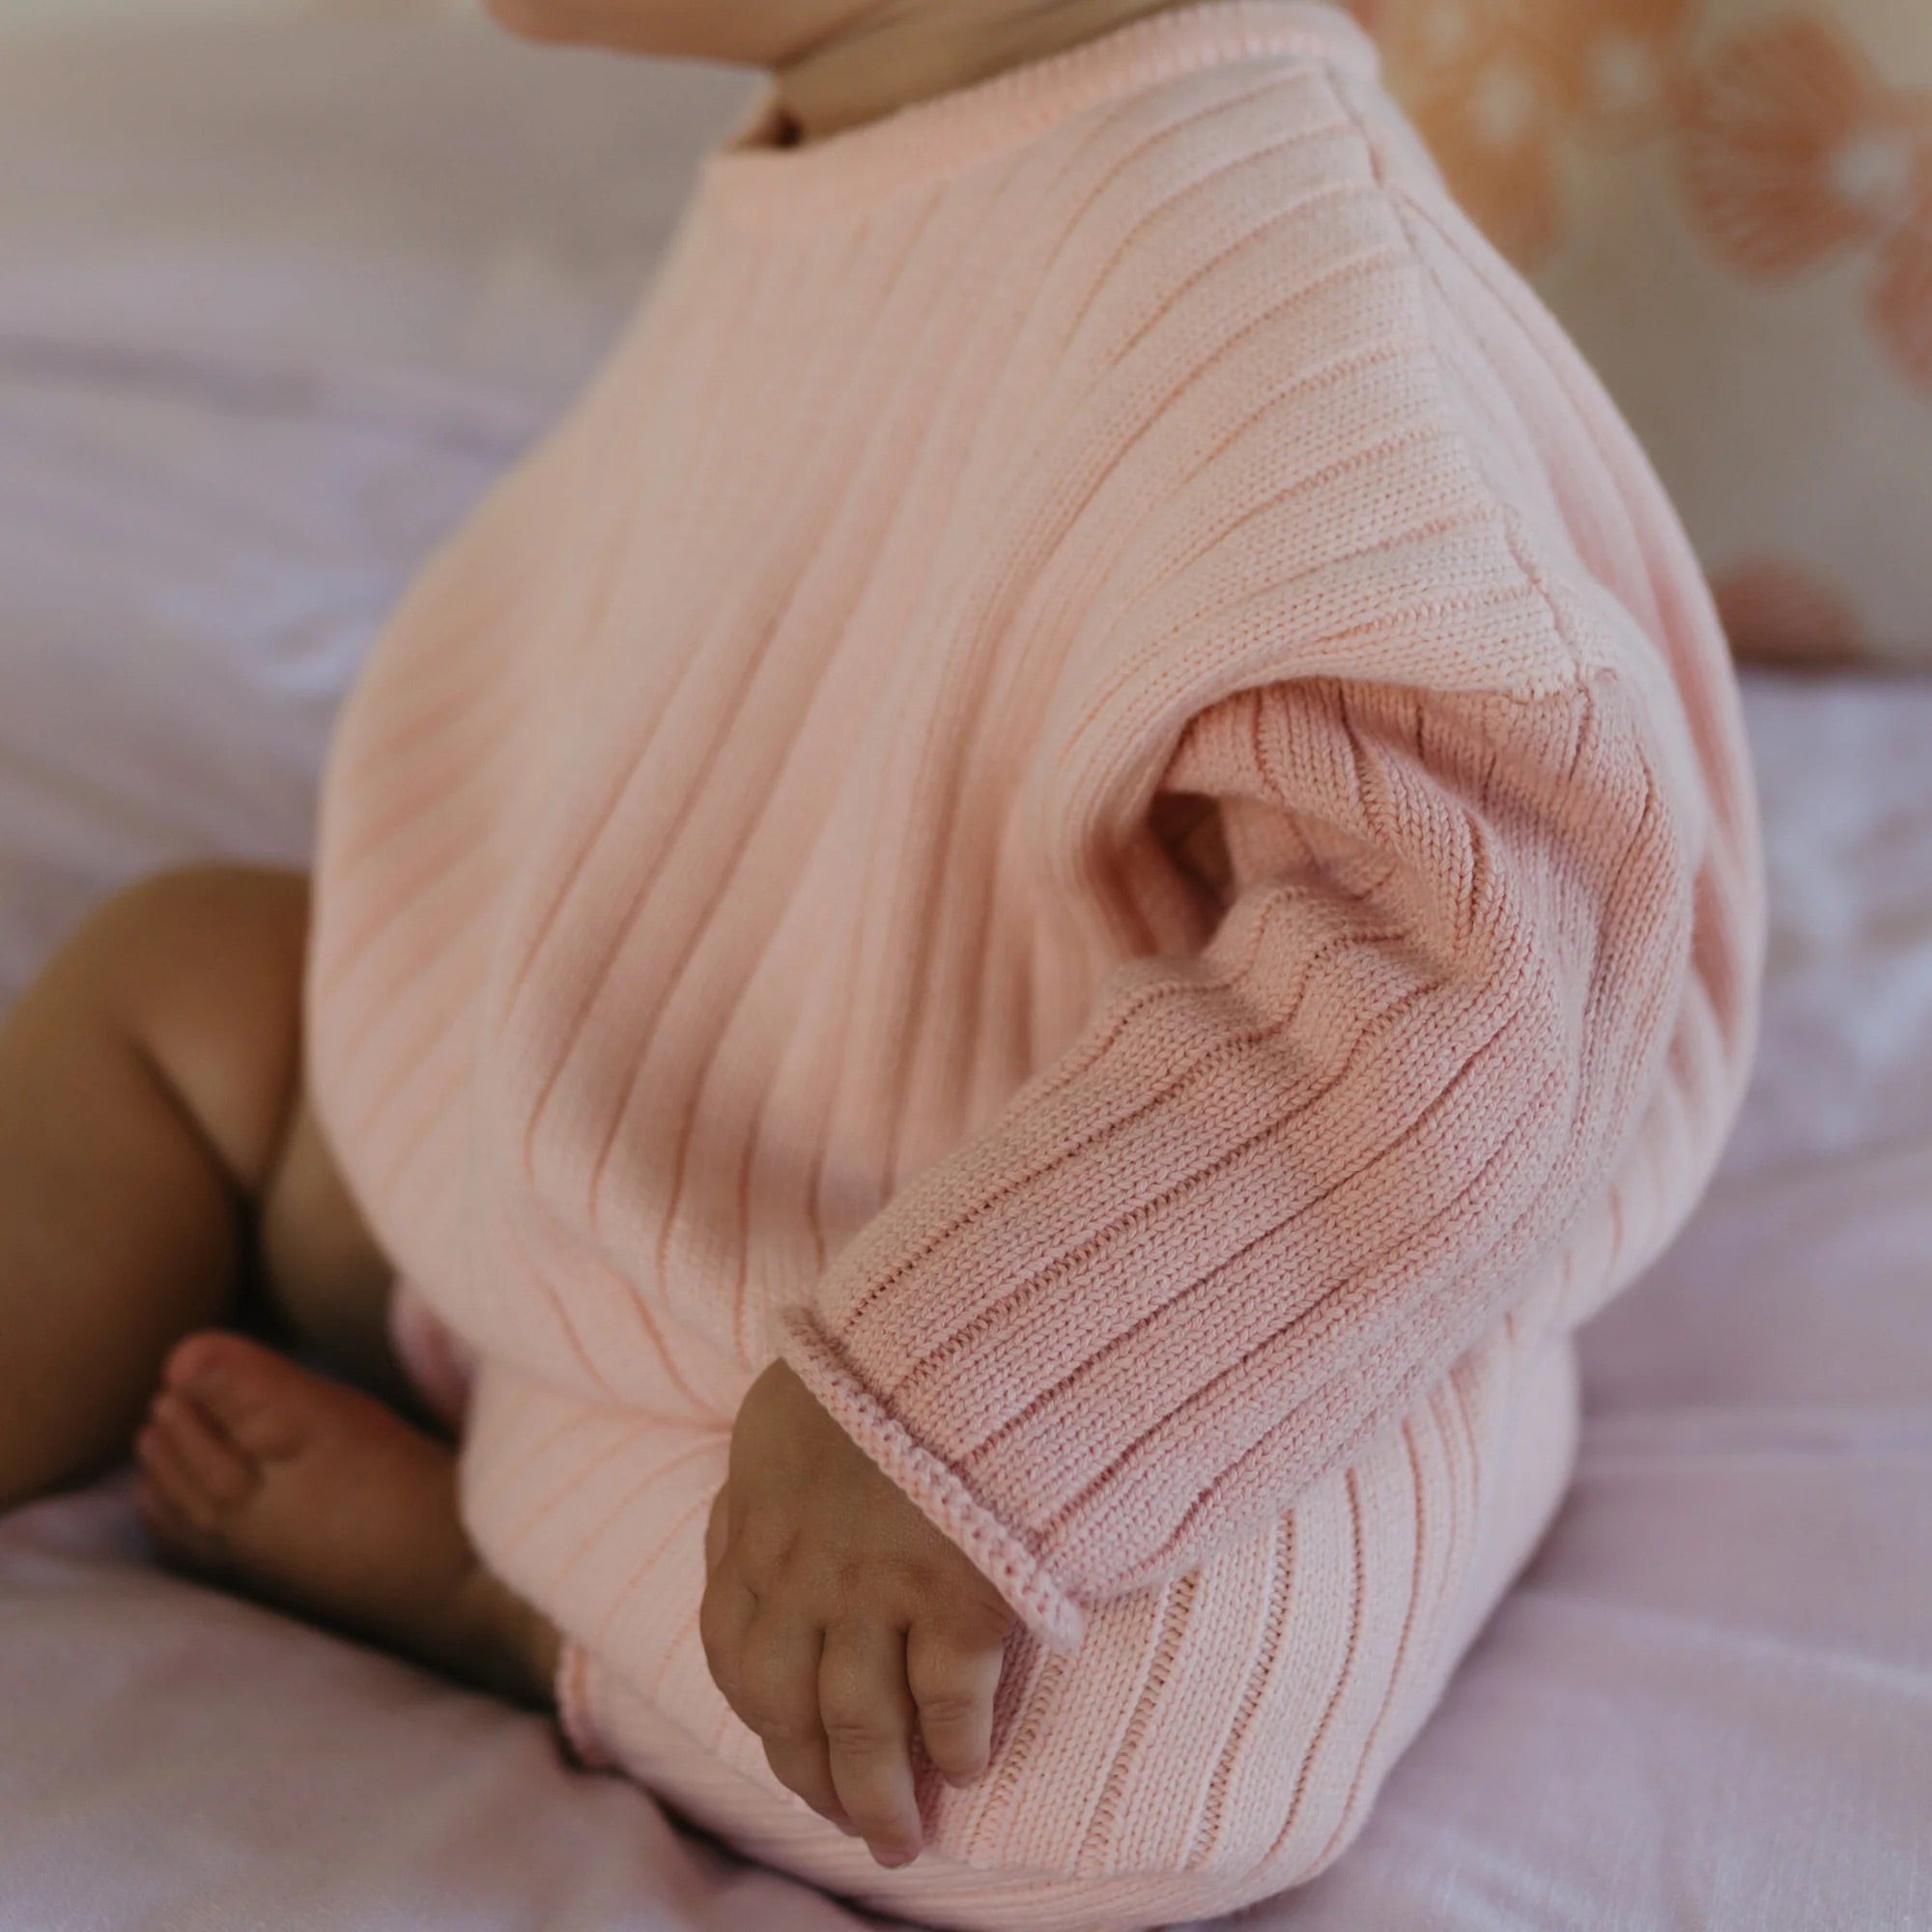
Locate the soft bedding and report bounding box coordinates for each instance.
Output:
[1,14,1927,1930]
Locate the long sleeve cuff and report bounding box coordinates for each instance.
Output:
[778,1306,1089,1650]
[554,1636,623,1774]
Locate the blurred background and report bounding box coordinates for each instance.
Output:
[1,0,460,17]
[0,3,1927,1927]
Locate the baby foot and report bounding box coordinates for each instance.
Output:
[134,1330,559,1709]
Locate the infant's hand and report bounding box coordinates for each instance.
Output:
[700,1358,1014,1868]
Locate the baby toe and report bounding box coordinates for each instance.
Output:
[134,1431,230,1570]
[136,1416,213,1526]
[162,1330,308,1463]
[150,1389,256,1511]
[162,1328,256,1404]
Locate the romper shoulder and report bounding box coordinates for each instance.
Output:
[1021,33,1649,746]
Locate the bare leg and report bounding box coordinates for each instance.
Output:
[0,866,557,1715]
[0,867,314,1510]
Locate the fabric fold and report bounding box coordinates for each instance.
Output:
[778,669,1695,1646]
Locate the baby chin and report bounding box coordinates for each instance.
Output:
[481,0,795,64]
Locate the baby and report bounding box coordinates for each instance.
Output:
[0,1,1764,1927]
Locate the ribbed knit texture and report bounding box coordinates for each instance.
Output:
[307,6,1765,1926]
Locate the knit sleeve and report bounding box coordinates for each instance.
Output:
[773,666,1697,1653]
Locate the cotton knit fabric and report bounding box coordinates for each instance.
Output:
[307,4,1766,1925]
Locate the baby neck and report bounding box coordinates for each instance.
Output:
[770,0,1209,145]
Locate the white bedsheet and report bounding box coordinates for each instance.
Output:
[2,16,1927,1929]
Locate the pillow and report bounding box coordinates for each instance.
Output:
[1356,0,1931,668]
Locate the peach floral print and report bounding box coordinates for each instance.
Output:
[1359,2,1931,666]
[1530,0,1695,148]
[1872,204,1932,385]
[1369,3,1932,382]
[1710,558,1864,668]
[1370,0,1565,266]
[1676,14,1932,386]
[1365,0,1698,267]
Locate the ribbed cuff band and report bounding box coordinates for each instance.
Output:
[776,1305,1088,1654]
[555,1638,620,1774]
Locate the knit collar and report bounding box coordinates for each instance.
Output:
[694,2,1378,232]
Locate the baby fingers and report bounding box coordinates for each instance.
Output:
[906,1612,1006,1788]
[731,1614,855,1833]
[820,1618,923,1865]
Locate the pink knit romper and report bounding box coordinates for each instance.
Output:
[306,5,1766,1926]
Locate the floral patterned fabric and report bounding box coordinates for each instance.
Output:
[1357,0,1931,666]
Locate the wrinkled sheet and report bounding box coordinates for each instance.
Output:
[1,15,1927,1930]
